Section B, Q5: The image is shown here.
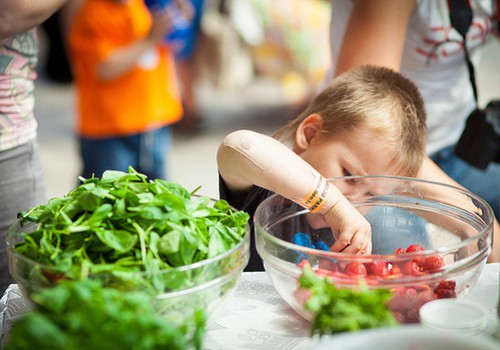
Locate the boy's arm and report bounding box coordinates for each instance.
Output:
[0,0,68,39]
[419,157,500,263]
[217,129,372,255]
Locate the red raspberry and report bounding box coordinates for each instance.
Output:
[402,290,437,324]
[297,259,310,269]
[390,265,401,275]
[328,271,353,281]
[366,261,389,276]
[315,268,336,277]
[435,280,456,291]
[406,244,425,253]
[413,284,432,292]
[392,311,406,324]
[405,309,420,323]
[404,244,427,267]
[384,265,403,279]
[436,288,456,299]
[318,258,339,272]
[394,247,406,255]
[422,255,445,271]
[402,261,421,275]
[345,262,367,276]
[389,288,418,312]
[414,289,438,309]
[393,287,418,297]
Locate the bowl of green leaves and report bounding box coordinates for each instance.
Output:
[6,168,250,335]
[4,279,207,350]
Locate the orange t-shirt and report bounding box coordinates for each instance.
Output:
[69,0,183,137]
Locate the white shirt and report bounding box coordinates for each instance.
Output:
[329,0,498,154]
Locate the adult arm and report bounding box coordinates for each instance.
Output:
[217,129,372,254]
[334,0,416,76]
[0,0,68,39]
[59,0,85,35]
[419,158,500,263]
[334,0,500,263]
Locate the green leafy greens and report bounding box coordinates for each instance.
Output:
[4,279,206,350]
[13,168,249,293]
[298,266,398,336]
[8,168,250,349]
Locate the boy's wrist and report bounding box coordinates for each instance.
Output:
[296,175,334,214]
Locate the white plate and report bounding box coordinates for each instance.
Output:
[304,325,500,350]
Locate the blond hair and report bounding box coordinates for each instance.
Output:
[273,65,427,177]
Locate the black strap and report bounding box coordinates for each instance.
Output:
[447,0,479,105]
[447,0,500,107]
[495,0,500,33]
[448,0,473,37]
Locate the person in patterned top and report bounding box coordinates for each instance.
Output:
[0,0,70,294]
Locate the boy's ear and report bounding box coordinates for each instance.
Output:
[295,113,324,151]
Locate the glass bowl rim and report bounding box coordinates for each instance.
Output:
[254,174,494,260]
[6,219,251,277]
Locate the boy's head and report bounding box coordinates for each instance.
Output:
[274,65,427,177]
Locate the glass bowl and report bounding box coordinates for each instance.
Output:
[6,198,250,331]
[254,175,494,324]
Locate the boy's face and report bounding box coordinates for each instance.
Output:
[298,125,399,199]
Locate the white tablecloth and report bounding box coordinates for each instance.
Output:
[203,263,500,349]
[1,264,499,349]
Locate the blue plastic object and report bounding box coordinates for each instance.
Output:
[293,232,313,248]
[313,240,330,251]
[293,232,334,265]
[293,232,312,264]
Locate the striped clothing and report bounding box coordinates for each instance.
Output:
[0,29,38,152]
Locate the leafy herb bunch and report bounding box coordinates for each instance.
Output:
[298,265,398,336]
[12,168,250,293]
[4,279,206,350]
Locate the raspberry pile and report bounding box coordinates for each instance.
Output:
[296,244,457,324]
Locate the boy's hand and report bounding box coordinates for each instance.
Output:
[322,194,372,255]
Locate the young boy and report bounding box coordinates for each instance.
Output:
[68,0,189,180]
[217,65,428,271]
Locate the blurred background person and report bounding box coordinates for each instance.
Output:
[328,0,500,218]
[0,0,70,294]
[68,0,189,180]
[162,0,206,134]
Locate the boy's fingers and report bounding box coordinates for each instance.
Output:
[340,235,365,254]
[330,228,371,254]
[364,240,373,255]
[330,229,357,252]
[329,236,350,252]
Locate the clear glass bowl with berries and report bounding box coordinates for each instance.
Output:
[254,175,494,324]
